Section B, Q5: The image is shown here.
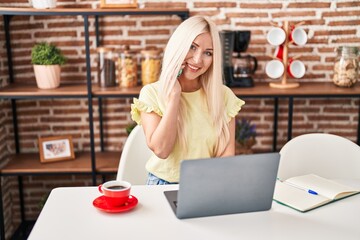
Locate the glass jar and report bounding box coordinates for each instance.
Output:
[117,49,138,88]
[333,46,359,87]
[97,47,116,88]
[141,49,162,85]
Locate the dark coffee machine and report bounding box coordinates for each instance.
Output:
[220,31,257,87]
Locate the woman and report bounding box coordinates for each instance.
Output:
[131,16,245,184]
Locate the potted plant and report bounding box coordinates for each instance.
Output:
[31,42,66,89]
[235,118,257,154]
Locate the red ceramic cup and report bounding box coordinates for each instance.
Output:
[265,60,284,79]
[267,27,286,46]
[98,180,131,207]
[289,27,307,46]
[287,59,305,78]
[274,45,284,60]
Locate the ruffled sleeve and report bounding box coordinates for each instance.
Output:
[223,86,245,122]
[130,83,163,125]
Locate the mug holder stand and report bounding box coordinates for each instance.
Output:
[269,20,305,89]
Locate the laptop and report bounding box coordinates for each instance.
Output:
[164,152,280,219]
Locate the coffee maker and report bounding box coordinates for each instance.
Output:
[220,31,257,87]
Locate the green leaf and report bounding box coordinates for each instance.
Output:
[31,42,67,65]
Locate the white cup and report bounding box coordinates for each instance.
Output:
[288,60,305,78]
[266,60,284,79]
[267,27,286,46]
[289,27,307,46]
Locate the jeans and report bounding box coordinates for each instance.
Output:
[146,173,178,185]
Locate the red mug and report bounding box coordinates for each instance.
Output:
[98,180,131,207]
[287,59,305,78]
[274,45,284,60]
[289,26,307,46]
[266,60,284,79]
[267,27,286,46]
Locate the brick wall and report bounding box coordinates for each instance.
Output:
[0,0,359,238]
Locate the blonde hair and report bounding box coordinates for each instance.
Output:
[159,16,229,156]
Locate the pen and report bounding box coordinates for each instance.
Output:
[307,189,318,195]
[290,184,318,195]
[278,178,318,195]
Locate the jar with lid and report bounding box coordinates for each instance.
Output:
[116,48,138,88]
[333,46,359,87]
[141,49,162,85]
[97,47,116,88]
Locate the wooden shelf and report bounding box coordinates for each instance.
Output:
[92,85,142,97]
[92,81,360,98]
[88,82,360,98]
[2,82,359,99]
[232,82,360,97]
[0,151,120,175]
[0,7,189,17]
[0,83,88,98]
[96,151,121,173]
[0,83,140,98]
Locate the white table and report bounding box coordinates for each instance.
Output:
[29,182,360,240]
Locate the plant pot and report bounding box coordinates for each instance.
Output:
[235,137,256,155]
[33,65,61,89]
[29,0,57,9]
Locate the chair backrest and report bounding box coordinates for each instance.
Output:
[278,133,360,180]
[116,125,152,185]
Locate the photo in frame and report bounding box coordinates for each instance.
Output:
[38,136,75,163]
[100,0,137,8]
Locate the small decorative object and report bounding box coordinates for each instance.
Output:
[266,21,307,89]
[29,0,57,9]
[38,135,75,163]
[31,42,67,89]
[235,118,257,155]
[333,46,359,88]
[100,0,137,8]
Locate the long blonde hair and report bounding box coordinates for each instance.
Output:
[159,16,229,156]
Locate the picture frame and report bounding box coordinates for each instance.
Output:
[100,0,137,8]
[38,135,75,163]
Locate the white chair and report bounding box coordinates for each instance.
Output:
[116,125,152,185]
[278,133,360,180]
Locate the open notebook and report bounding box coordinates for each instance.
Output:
[274,174,360,212]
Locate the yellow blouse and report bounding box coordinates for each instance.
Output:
[130,82,245,182]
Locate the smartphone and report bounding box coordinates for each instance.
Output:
[177,68,183,78]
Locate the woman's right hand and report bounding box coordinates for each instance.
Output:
[169,70,182,102]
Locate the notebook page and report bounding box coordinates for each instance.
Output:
[286,174,358,200]
[274,181,329,212]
